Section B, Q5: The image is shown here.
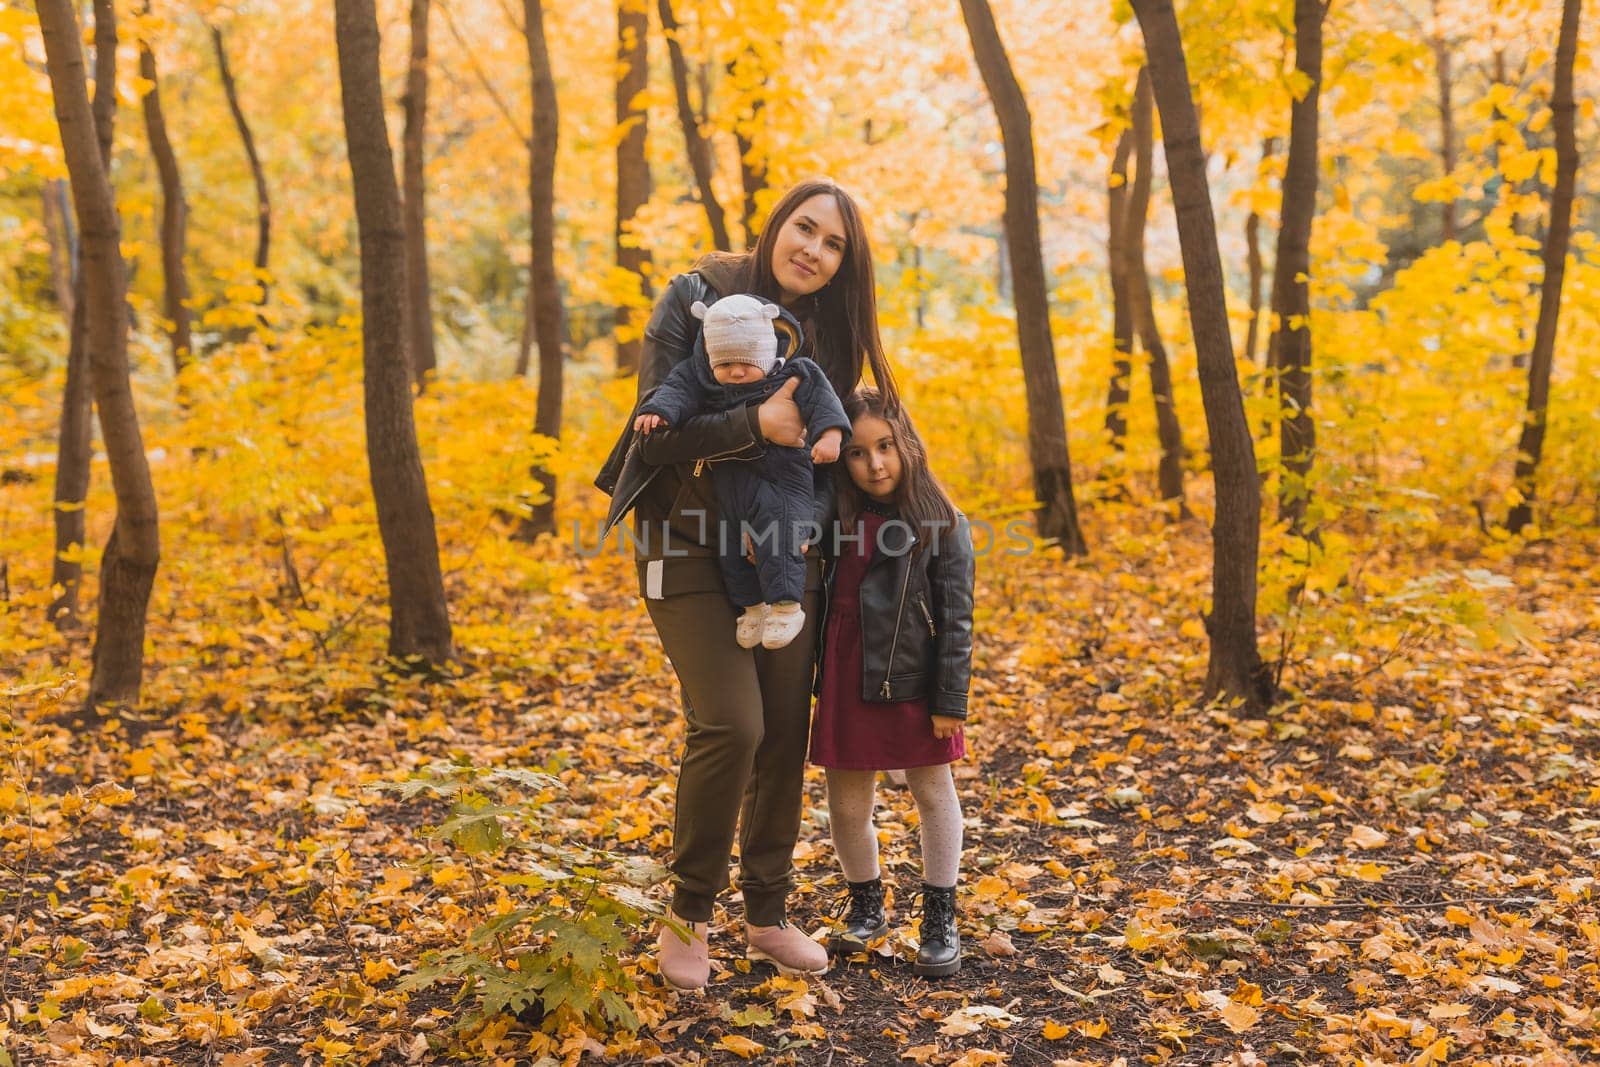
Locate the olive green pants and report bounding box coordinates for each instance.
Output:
[645,585,820,926]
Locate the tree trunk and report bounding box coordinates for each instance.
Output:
[516,280,535,377]
[1245,213,1263,358]
[1244,137,1275,364]
[210,25,272,310]
[913,233,927,330]
[39,0,162,706]
[48,0,114,633]
[49,296,93,631]
[736,119,766,248]
[518,0,565,539]
[615,0,651,376]
[658,0,730,252]
[42,179,75,328]
[1126,68,1187,510]
[138,21,192,378]
[1507,0,1580,534]
[730,46,767,246]
[1132,0,1269,712]
[401,0,436,390]
[1491,48,1523,241]
[1104,123,1134,453]
[995,223,1010,301]
[1271,0,1326,536]
[332,0,455,664]
[959,0,1086,554]
[1431,0,1457,242]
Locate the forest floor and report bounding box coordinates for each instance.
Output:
[2,511,1598,1066]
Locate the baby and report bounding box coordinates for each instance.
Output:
[634,294,850,649]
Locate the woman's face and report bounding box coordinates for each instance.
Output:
[844,414,902,503]
[770,193,847,305]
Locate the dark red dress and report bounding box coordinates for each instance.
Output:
[809,509,966,771]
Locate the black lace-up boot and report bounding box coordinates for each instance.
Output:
[829,877,888,955]
[914,883,960,977]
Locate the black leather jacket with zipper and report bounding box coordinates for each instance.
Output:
[818,511,976,719]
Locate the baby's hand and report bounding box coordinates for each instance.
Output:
[810,427,843,465]
[633,413,666,434]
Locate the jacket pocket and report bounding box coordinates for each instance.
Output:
[916,594,937,638]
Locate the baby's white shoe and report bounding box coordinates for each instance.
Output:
[762,602,805,649]
[736,604,770,649]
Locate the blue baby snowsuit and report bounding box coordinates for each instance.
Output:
[637,309,851,607]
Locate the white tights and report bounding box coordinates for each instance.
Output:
[825,765,963,888]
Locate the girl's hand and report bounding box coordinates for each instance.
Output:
[757,378,806,446]
[931,715,962,739]
[634,413,665,434]
[811,427,843,464]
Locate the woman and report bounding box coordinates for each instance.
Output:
[595,178,898,991]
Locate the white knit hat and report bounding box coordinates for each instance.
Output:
[692,295,782,374]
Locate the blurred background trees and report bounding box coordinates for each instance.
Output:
[2,0,1590,713]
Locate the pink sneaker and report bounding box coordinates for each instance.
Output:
[745,920,829,976]
[656,911,709,991]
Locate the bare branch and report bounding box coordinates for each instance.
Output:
[435,0,529,147]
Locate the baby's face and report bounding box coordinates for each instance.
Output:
[713,362,762,385]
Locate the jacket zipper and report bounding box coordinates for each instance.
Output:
[879,557,914,698]
[812,556,833,696]
[693,436,754,478]
[917,594,936,638]
[603,439,750,539]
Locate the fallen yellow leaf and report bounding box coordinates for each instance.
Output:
[1354,861,1388,882]
[1413,1036,1451,1066]
[1346,825,1389,850]
[718,1035,765,1059]
[1218,1000,1261,1033]
[949,1052,1004,1067]
[1245,800,1286,824]
[363,958,399,982]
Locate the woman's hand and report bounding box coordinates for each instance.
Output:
[757,378,806,447]
[931,715,963,740]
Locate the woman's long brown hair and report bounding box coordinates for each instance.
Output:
[699,178,899,409]
[837,387,957,547]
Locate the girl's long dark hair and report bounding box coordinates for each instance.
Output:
[698,178,899,409]
[838,388,957,545]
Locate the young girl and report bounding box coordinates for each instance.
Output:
[810,388,975,977]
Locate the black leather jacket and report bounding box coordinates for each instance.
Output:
[821,511,976,719]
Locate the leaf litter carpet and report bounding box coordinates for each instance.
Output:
[5,534,1598,1065]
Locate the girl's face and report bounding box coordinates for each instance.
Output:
[844,414,902,503]
[770,194,847,305]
